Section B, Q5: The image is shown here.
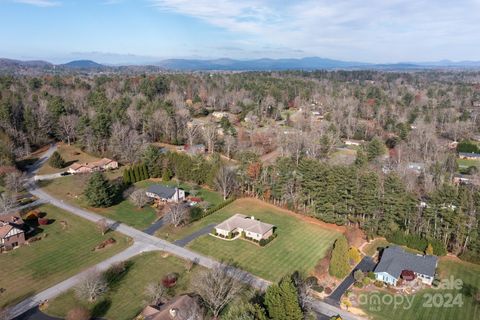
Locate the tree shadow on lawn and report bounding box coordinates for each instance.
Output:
[460,282,478,298]
[104,260,135,291]
[91,298,112,318]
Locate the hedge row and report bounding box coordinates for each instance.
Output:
[201,197,236,218]
[386,231,447,256]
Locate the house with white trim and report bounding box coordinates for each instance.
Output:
[374,246,438,286]
[0,213,26,250]
[145,185,185,203]
[214,214,274,241]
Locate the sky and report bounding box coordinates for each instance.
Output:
[1,0,480,64]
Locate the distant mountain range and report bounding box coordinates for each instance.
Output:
[2,57,480,73]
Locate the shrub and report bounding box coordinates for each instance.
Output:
[367,271,375,279]
[362,277,371,286]
[324,287,332,294]
[162,273,178,288]
[374,280,384,288]
[49,151,66,169]
[210,228,217,235]
[189,207,203,222]
[312,285,324,293]
[347,247,362,265]
[38,217,49,225]
[353,282,364,288]
[259,233,277,247]
[457,140,480,153]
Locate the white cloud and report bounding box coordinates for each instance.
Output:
[148,0,480,62]
[13,0,60,7]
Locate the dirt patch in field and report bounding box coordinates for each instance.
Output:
[237,197,346,233]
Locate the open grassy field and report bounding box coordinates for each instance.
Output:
[0,204,131,308]
[361,258,480,320]
[457,158,480,169]
[159,198,341,282]
[45,252,203,320]
[37,143,102,175]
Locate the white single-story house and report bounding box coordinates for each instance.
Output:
[344,139,364,146]
[214,214,274,241]
[145,185,185,203]
[374,246,438,286]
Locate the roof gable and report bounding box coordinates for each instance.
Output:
[374,246,438,279]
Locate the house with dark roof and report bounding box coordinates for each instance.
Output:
[138,294,197,320]
[374,246,438,286]
[458,152,480,160]
[145,185,185,203]
[215,213,275,241]
[0,213,26,250]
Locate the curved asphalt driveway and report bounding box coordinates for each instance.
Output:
[326,256,377,305]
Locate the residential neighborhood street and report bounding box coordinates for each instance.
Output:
[8,146,362,320]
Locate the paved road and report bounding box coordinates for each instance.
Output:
[173,223,217,247]
[10,145,362,320]
[33,172,65,181]
[326,256,377,305]
[143,217,165,235]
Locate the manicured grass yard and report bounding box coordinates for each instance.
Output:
[162,198,341,282]
[39,175,158,230]
[457,158,480,169]
[45,252,203,320]
[361,258,480,320]
[135,179,224,207]
[0,204,131,308]
[37,143,101,175]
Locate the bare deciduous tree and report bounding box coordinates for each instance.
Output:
[202,122,217,154]
[129,188,149,208]
[109,122,144,163]
[144,282,167,306]
[4,171,25,195]
[96,218,110,235]
[186,123,200,146]
[74,269,108,302]
[58,114,79,145]
[0,192,16,215]
[165,203,188,227]
[193,263,247,318]
[214,166,237,200]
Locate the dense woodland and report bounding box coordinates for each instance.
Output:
[1,70,480,263]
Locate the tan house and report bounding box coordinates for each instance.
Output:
[68,158,118,174]
[0,213,26,250]
[215,214,274,241]
[138,295,197,320]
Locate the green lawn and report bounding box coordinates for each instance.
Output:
[363,238,390,256]
[45,252,203,320]
[39,176,158,230]
[135,179,223,207]
[161,198,341,282]
[0,204,131,308]
[457,158,480,169]
[39,177,222,230]
[361,258,480,320]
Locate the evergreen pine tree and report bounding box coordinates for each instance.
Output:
[84,172,115,207]
[265,276,303,320]
[133,165,141,182]
[123,168,130,184]
[329,236,350,278]
[49,151,66,168]
[141,163,149,179]
[128,167,136,183]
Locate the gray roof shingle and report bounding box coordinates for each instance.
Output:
[146,185,178,199]
[374,246,438,279]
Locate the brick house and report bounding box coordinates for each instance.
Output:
[68,158,118,174]
[0,213,26,250]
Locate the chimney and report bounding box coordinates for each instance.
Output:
[169,308,178,318]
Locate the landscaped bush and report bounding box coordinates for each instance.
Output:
[324,287,332,294]
[162,273,178,288]
[259,233,277,247]
[312,285,324,293]
[353,281,364,288]
[189,207,203,223]
[367,271,375,279]
[374,280,384,288]
[386,231,447,256]
[38,217,49,225]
